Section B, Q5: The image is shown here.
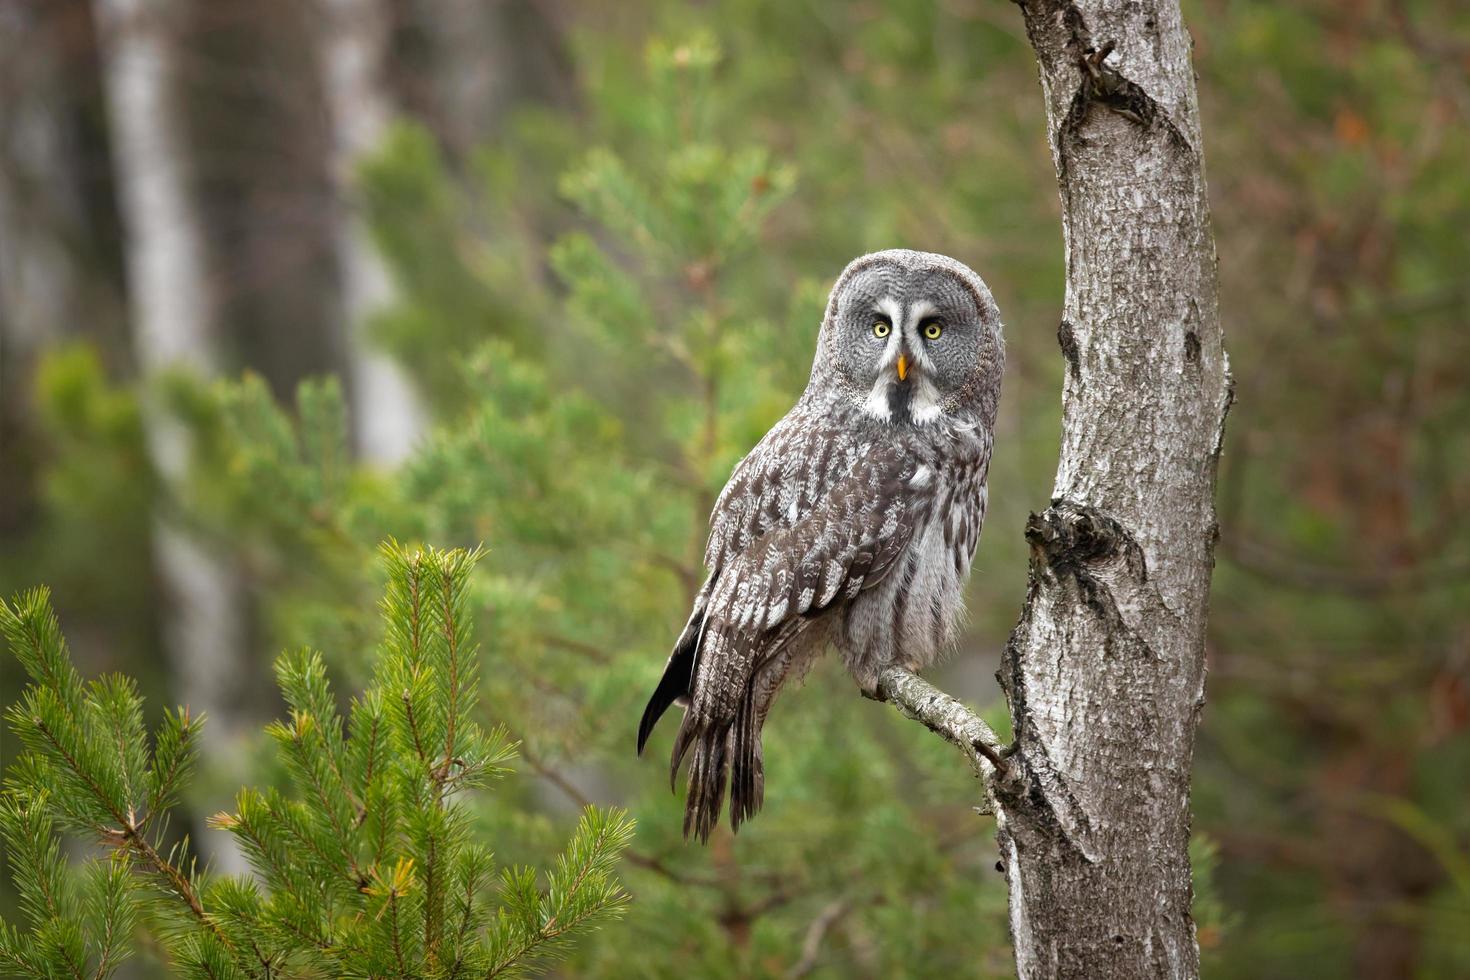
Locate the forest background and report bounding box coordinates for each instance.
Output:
[1,0,1467,977]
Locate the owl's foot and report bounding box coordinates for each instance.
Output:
[858,660,923,701]
[854,670,886,701]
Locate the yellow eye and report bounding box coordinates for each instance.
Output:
[922,321,943,340]
[872,321,891,338]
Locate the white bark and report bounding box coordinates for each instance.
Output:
[93,0,211,382]
[94,0,250,872]
[883,2,1230,977]
[321,0,425,465]
[1002,1,1230,974]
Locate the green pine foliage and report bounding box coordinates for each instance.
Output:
[0,545,633,978]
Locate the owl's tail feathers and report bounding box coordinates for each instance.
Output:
[637,610,705,756]
[729,685,765,832]
[670,685,764,843]
[673,716,729,843]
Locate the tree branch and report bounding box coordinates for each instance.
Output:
[514,734,729,889]
[785,899,852,980]
[873,666,1013,782]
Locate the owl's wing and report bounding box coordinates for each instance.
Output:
[637,417,866,757]
[704,419,870,574]
[672,442,933,840]
[700,441,923,650]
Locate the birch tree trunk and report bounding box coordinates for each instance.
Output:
[93,0,250,872]
[1000,1,1230,974]
[882,1,1228,976]
[321,0,425,464]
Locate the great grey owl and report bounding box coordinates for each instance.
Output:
[637,249,1004,842]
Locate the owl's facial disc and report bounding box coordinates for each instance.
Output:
[828,260,995,426]
[822,250,1002,429]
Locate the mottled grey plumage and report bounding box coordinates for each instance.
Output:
[637,249,1005,842]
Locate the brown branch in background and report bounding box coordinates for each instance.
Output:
[1383,0,1470,194]
[513,737,593,808]
[535,632,611,664]
[513,733,727,889]
[776,827,982,979]
[786,900,853,980]
[646,551,701,596]
[515,723,985,967]
[1222,533,1470,598]
[1389,2,1468,56]
[1218,418,1470,598]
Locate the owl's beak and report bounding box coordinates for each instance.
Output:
[896,353,910,382]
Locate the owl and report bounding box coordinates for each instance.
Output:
[637,249,1005,842]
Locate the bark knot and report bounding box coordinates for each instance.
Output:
[1024,501,1157,645]
[1071,40,1162,131]
[1026,500,1145,583]
[1022,2,1195,176]
[1057,319,1082,380]
[1184,330,1201,365]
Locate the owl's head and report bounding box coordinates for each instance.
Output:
[814,249,1004,427]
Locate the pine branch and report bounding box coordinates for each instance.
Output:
[141,707,200,834]
[353,705,383,826]
[389,891,409,978]
[86,859,139,980]
[437,560,463,785]
[29,715,238,959]
[403,692,432,769]
[5,547,634,978]
[483,808,633,979]
[208,801,320,931]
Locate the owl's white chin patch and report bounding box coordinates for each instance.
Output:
[860,374,945,425]
[908,380,945,424]
[861,378,893,421]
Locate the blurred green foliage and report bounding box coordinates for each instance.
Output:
[3,0,1468,977]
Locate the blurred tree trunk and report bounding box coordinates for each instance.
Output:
[318,0,576,462]
[321,0,425,464]
[179,1,345,400]
[92,0,251,872]
[0,1,93,359]
[998,1,1231,975]
[0,0,133,516]
[393,0,577,165]
[0,0,96,547]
